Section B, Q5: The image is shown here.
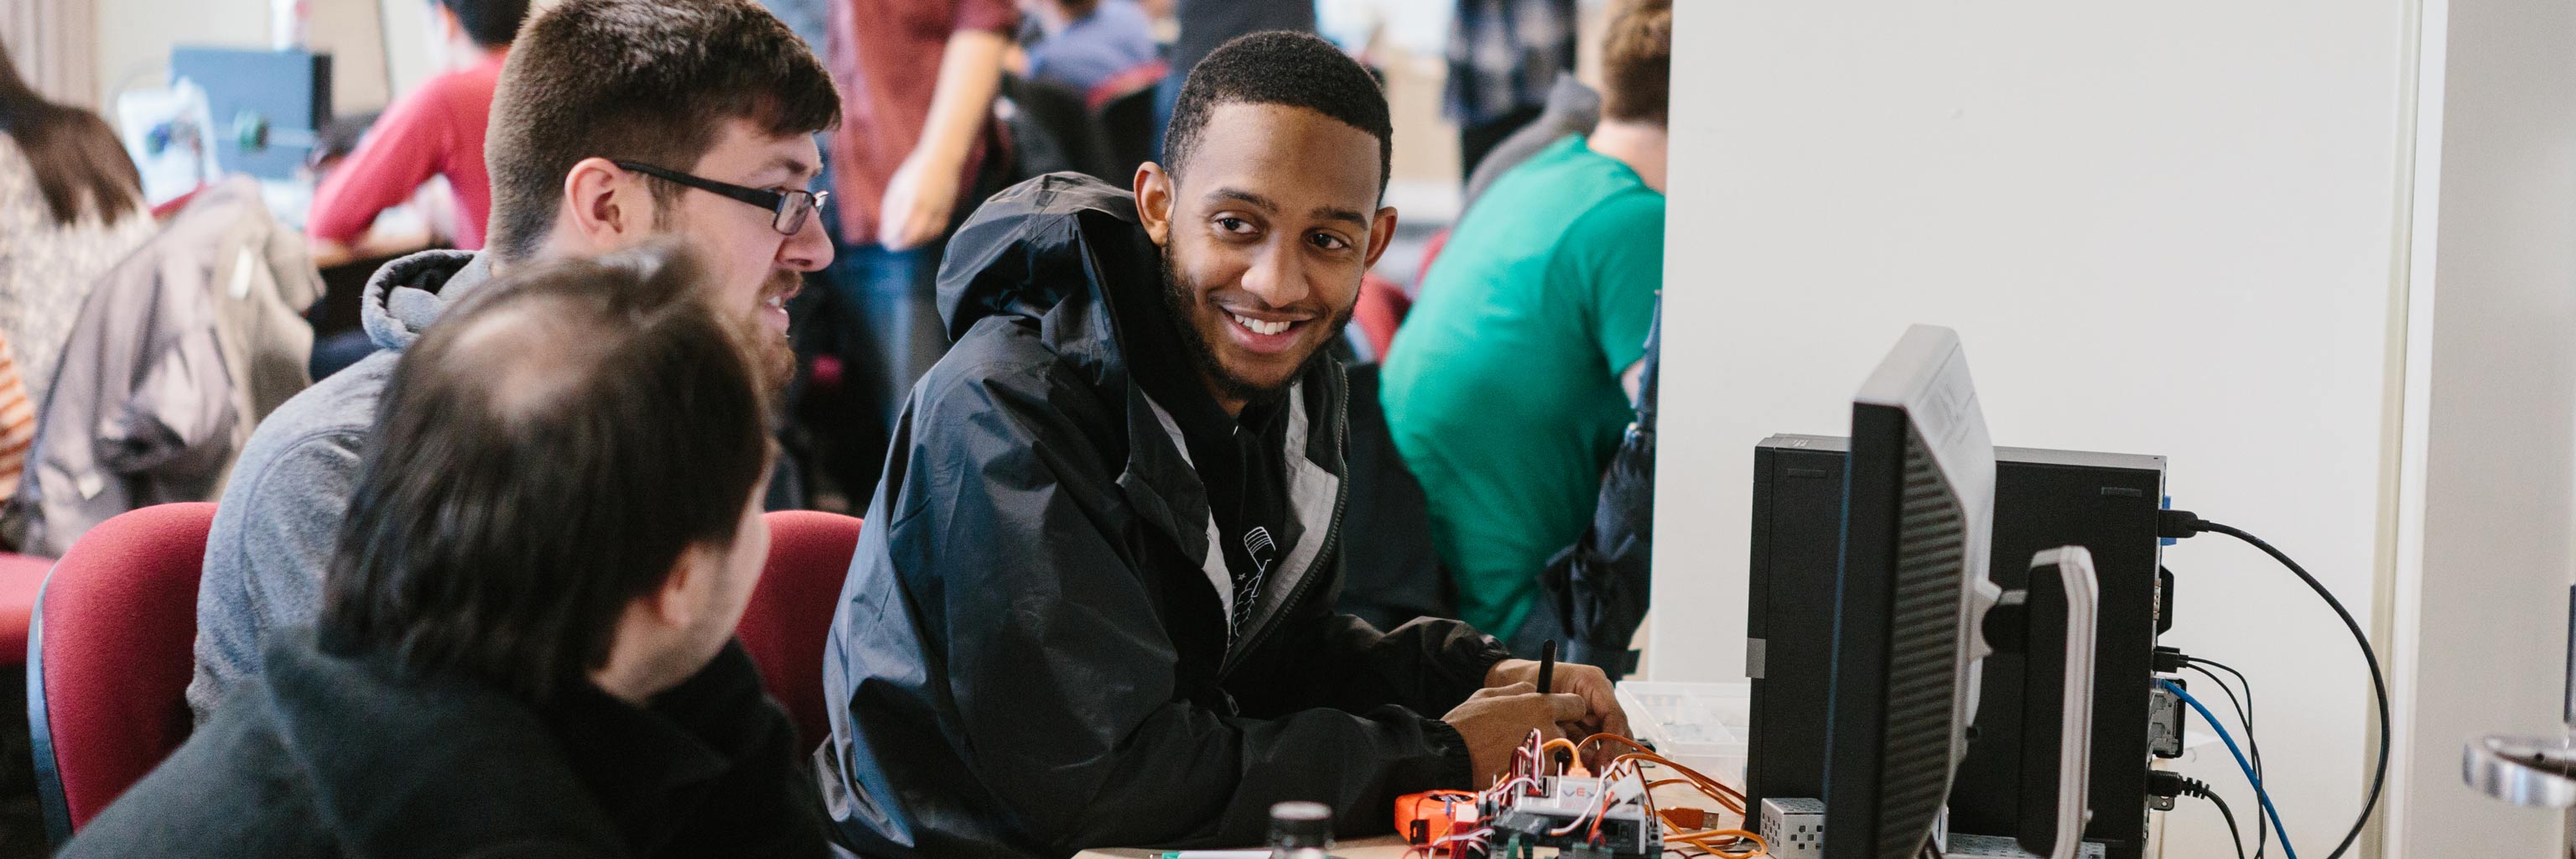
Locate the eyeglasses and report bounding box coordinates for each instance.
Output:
[612,159,828,236]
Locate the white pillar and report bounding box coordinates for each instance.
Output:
[2381,0,2576,851]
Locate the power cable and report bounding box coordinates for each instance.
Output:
[2160,512,2389,859]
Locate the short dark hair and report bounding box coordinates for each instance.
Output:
[1162,31,1392,198]
[1600,0,1672,126]
[483,0,839,263]
[440,0,532,48]
[319,242,776,701]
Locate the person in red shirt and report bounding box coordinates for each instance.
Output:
[816,0,1015,485]
[306,0,530,260]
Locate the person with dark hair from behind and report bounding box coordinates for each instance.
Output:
[61,243,827,858]
[1382,0,1670,659]
[0,43,155,432]
[820,31,1629,858]
[306,0,532,263]
[190,0,837,720]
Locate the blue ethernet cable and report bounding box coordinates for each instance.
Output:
[2163,679,2298,859]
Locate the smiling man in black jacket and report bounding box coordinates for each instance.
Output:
[818,32,1629,858]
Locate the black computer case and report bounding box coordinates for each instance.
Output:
[1743,435,2165,858]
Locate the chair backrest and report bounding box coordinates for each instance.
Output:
[28,502,216,844]
[1353,273,1412,362]
[1005,75,1121,184]
[735,510,862,753]
[1095,70,1166,189]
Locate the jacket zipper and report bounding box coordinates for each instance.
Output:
[1220,364,1352,679]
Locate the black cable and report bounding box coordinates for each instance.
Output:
[2176,777,2251,859]
[2186,657,2267,859]
[2163,512,2391,859]
[2184,663,2259,773]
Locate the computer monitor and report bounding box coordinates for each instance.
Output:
[1822,324,2000,859]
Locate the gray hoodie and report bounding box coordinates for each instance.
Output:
[187,249,488,720]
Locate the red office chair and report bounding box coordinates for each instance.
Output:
[735,510,862,753]
[27,502,216,845]
[1354,273,1413,362]
[0,552,54,662]
[1415,226,1453,292]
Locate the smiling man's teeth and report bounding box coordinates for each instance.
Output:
[1229,313,1292,336]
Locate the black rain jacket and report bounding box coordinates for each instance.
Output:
[817,174,1511,858]
[63,633,828,859]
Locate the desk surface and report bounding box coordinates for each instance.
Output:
[1074,835,1420,859]
[1072,784,1737,859]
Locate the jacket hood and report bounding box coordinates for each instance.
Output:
[936,174,1165,373]
[360,249,485,352]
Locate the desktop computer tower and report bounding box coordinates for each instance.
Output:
[1742,435,2166,858]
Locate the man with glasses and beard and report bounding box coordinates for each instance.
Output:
[817,32,1631,859]
[190,0,837,719]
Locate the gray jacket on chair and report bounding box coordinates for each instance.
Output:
[5,178,320,556]
[185,248,485,720]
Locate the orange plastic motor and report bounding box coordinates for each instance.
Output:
[1394,790,1480,854]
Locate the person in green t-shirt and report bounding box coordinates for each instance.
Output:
[1381,0,1671,650]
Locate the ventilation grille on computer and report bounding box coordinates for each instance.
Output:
[1875,425,1969,859]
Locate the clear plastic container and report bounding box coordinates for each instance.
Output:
[1614,680,1753,789]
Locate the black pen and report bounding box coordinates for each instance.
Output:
[1536,639,1555,696]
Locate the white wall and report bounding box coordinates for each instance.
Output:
[91,0,395,119]
[309,0,392,112]
[1651,2,2415,856]
[2381,0,2576,851]
[91,0,264,107]
[377,0,435,104]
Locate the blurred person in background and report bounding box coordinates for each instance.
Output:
[1458,72,1596,213]
[0,43,155,423]
[1016,0,1160,96]
[1446,0,1576,180]
[819,0,1015,471]
[0,332,30,510]
[1381,0,1669,657]
[64,244,828,859]
[306,0,532,263]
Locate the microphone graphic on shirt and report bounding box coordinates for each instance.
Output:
[1229,527,1280,639]
[1243,527,1277,575]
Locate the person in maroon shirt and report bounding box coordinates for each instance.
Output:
[815,0,1016,488]
[306,0,528,261]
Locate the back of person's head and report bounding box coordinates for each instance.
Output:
[1600,0,1672,127]
[319,242,776,702]
[482,0,838,263]
[440,0,533,49]
[1162,30,1392,198]
[0,43,143,226]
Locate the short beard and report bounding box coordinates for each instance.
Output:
[1157,252,1351,405]
[745,271,800,393]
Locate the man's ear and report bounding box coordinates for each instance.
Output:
[648,543,719,627]
[557,157,654,256]
[1134,162,1176,247]
[1362,206,1401,269]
